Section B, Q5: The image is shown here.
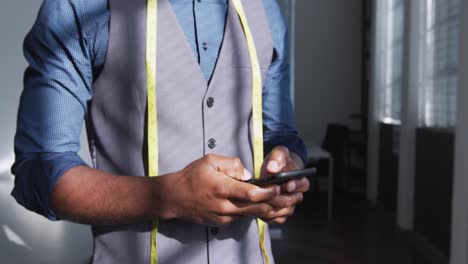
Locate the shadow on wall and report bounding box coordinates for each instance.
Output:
[0,171,92,264]
[0,224,37,264]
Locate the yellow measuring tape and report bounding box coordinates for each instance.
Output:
[145,0,268,263]
[231,0,270,263]
[146,0,158,264]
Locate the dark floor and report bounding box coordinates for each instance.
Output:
[271,192,430,264]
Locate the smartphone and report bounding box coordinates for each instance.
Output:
[245,168,317,186]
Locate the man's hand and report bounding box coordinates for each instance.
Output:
[155,154,288,226]
[261,146,310,224]
[51,152,304,227]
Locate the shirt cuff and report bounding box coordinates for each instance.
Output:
[264,134,308,165]
[11,152,87,220]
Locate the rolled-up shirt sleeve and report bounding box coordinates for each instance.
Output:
[11,0,99,220]
[263,0,307,164]
[11,153,87,220]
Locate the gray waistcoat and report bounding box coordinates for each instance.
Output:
[88,0,274,263]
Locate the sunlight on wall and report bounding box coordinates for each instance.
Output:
[0,153,14,179]
[2,225,31,250]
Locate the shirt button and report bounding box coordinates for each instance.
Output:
[208,138,216,149]
[211,227,219,235]
[207,97,215,108]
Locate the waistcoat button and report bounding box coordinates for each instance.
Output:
[208,138,216,149]
[207,97,215,108]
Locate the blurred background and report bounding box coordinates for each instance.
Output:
[1,0,468,263]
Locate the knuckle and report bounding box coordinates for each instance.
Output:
[259,204,271,215]
[226,171,235,178]
[246,188,257,202]
[218,201,230,214]
[277,196,293,208]
[293,193,303,205]
[205,154,215,162]
[193,217,204,225]
[219,217,233,225]
[271,217,286,225]
[303,179,311,191]
[277,198,288,208]
[213,216,226,225]
[297,193,304,203]
[285,196,295,207]
[267,210,277,220]
[276,146,289,154]
[271,198,282,208]
[232,158,242,169]
[279,147,290,159]
[288,207,295,216]
[257,205,266,215]
[214,184,226,197]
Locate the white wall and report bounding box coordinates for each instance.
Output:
[294,0,363,146]
[0,1,40,165]
[0,0,92,169]
[0,1,92,263]
[450,1,468,262]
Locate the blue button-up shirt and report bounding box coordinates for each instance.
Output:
[12,0,307,220]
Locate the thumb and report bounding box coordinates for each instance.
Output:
[262,146,289,177]
[266,160,280,173]
[241,168,252,181]
[208,155,251,181]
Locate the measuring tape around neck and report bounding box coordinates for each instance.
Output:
[145,0,269,263]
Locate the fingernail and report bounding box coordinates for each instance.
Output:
[287,182,296,192]
[267,161,279,172]
[243,168,252,181]
[276,186,281,195]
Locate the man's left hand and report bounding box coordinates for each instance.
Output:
[261,146,310,224]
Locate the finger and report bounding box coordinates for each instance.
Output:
[268,217,288,225]
[281,180,297,193]
[225,202,273,218]
[265,193,303,209]
[211,215,236,226]
[220,175,280,202]
[295,177,310,193]
[203,213,237,227]
[206,154,251,181]
[290,152,305,170]
[230,201,296,221]
[261,206,295,221]
[281,177,310,193]
[286,160,301,171]
[263,146,290,175]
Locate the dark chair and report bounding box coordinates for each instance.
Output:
[322,123,351,193]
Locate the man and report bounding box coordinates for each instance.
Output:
[12,0,309,263]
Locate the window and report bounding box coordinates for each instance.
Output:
[379,0,405,124]
[419,0,460,127]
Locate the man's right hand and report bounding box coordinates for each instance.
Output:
[155,154,281,226]
[50,154,285,226]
